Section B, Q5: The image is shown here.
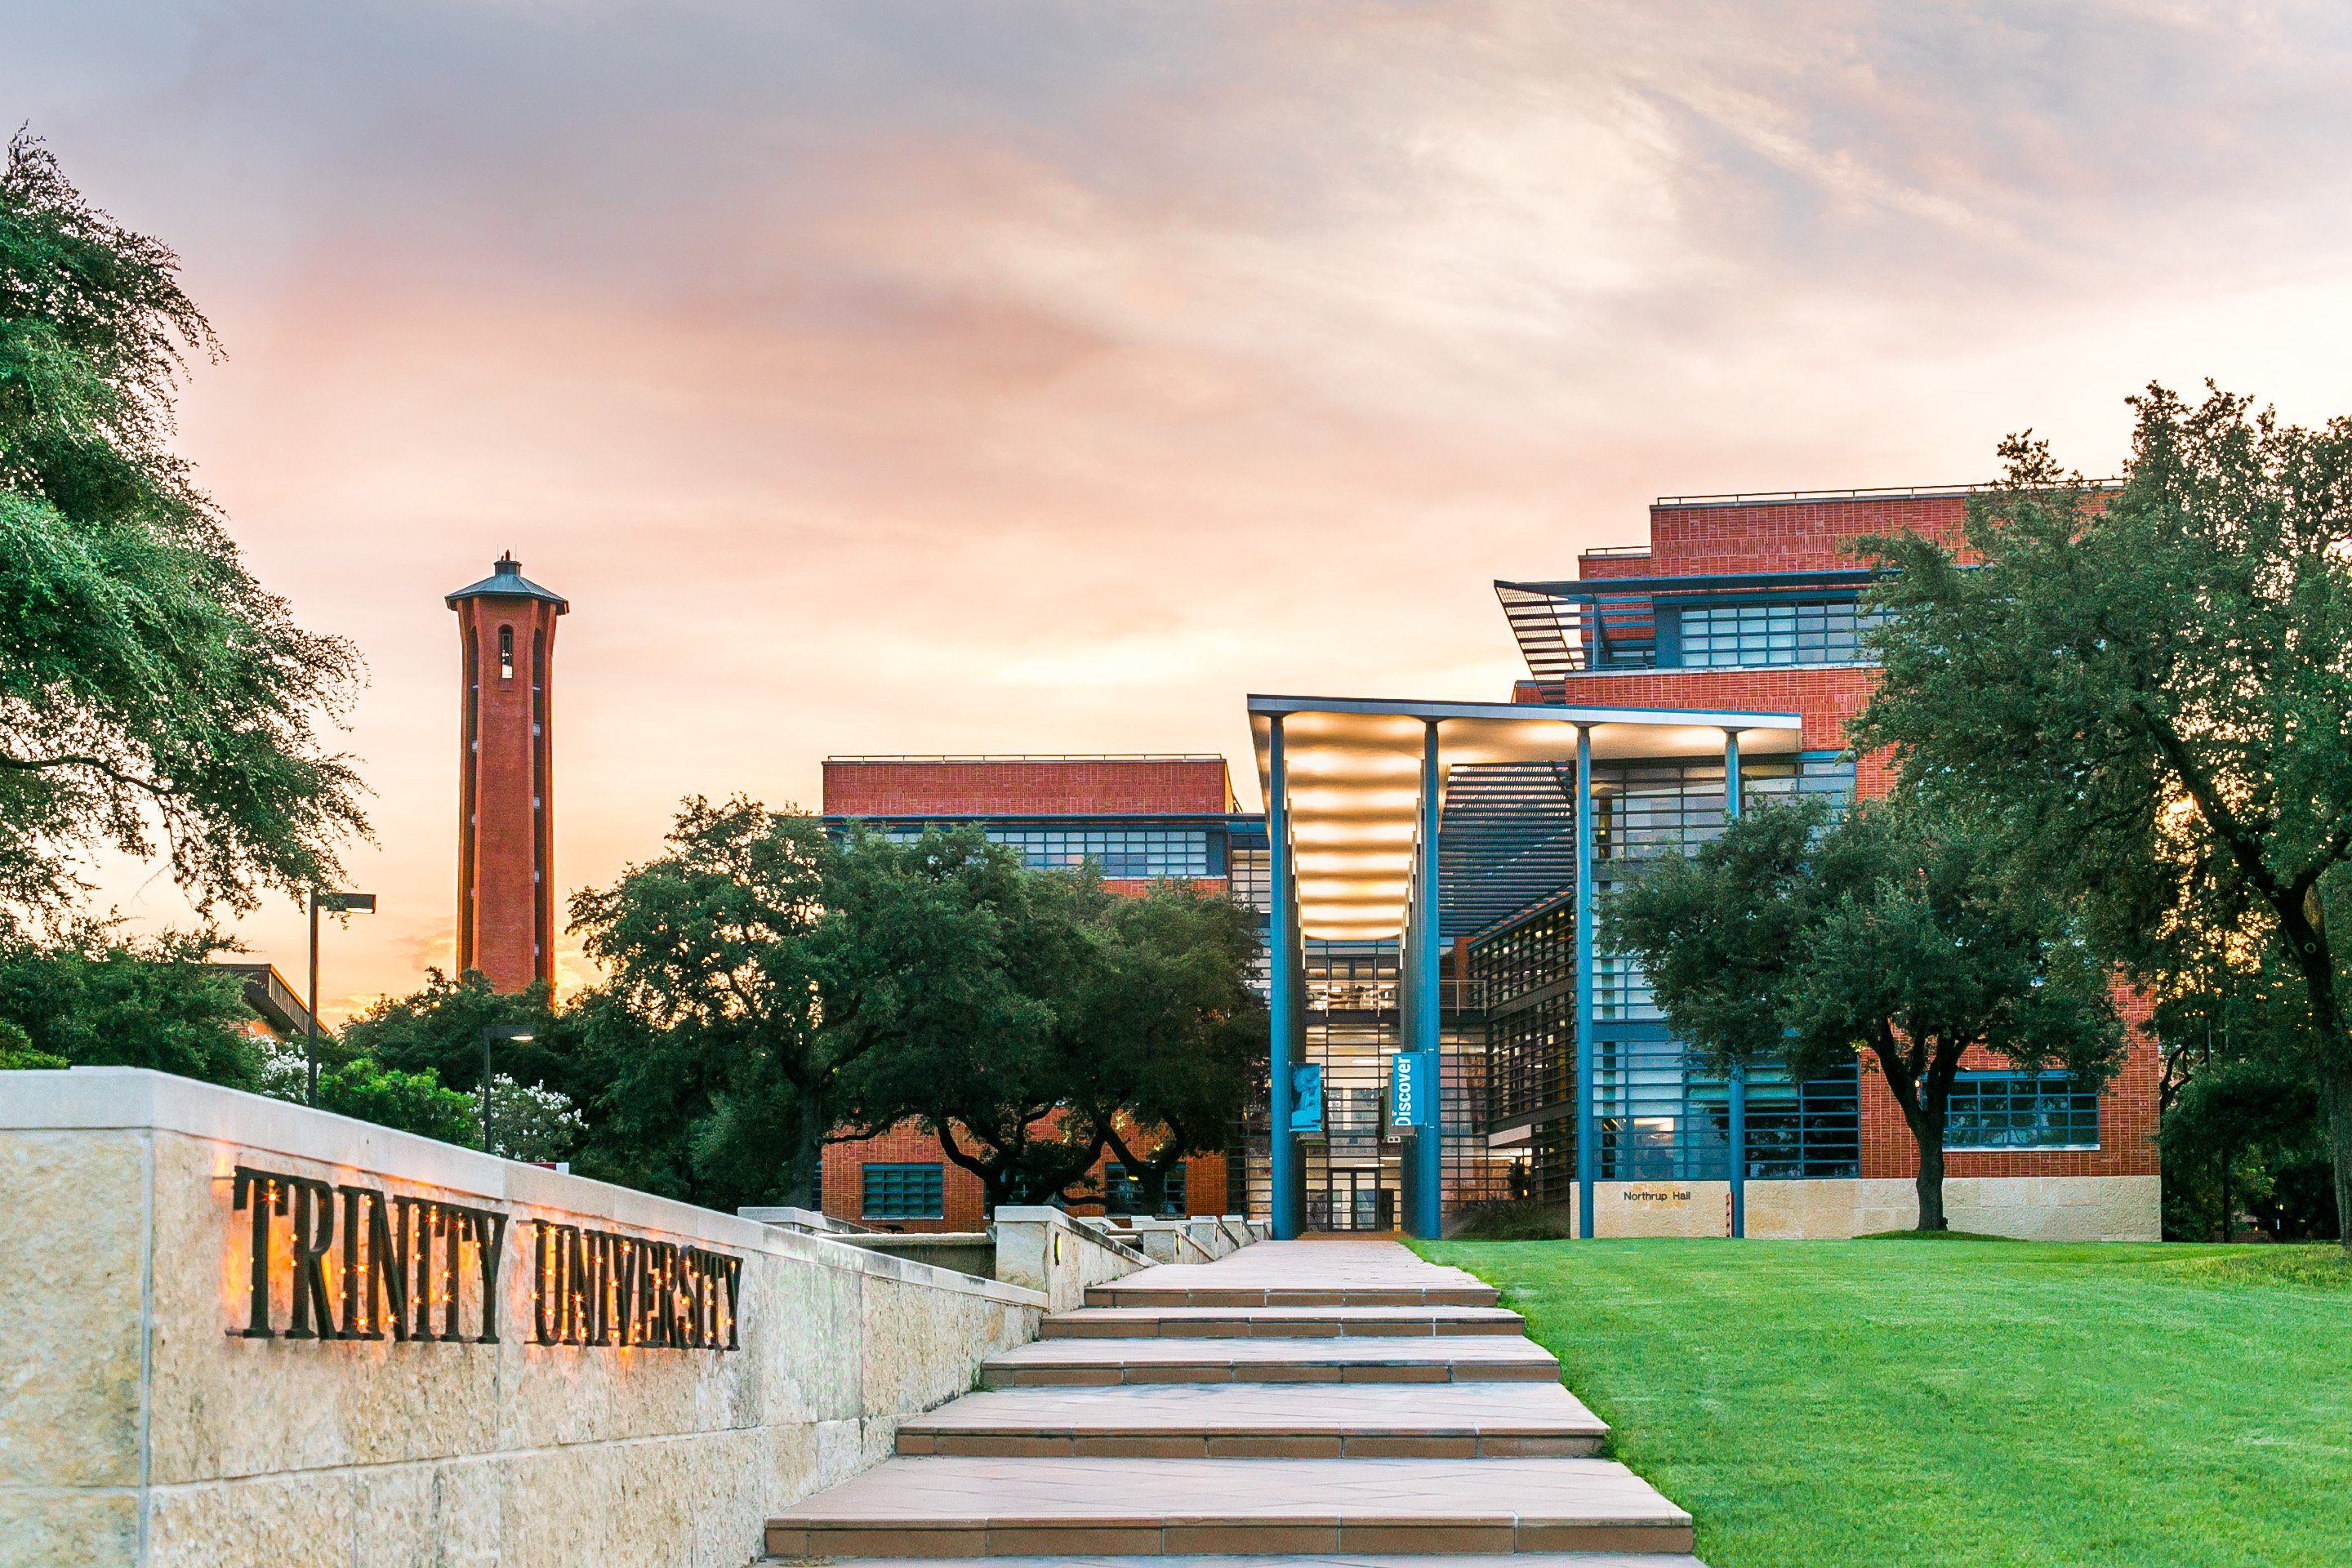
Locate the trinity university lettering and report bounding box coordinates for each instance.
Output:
[229,1165,741,1350]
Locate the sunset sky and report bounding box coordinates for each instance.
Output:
[11,2,2352,1018]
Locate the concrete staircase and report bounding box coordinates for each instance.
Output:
[764,1239,1703,1565]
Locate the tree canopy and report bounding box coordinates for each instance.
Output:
[1851,384,2352,1250]
[0,131,366,924]
[568,796,837,1208]
[826,826,1105,1209]
[1602,793,2123,1231]
[1058,879,1264,1214]
[0,922,259,1085]
[564,808,1266,1215]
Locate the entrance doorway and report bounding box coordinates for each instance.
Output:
[1323,1168,1395,1232]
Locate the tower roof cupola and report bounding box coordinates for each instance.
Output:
[445,553,568,612]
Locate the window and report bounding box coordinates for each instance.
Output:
[883,825,1211,879]
[1677,600,1882,669]
[861,1162,944,1218]
[1225,847,1270,912]
[1944,1072,2100,1149]
[1104,1160,1187,1216]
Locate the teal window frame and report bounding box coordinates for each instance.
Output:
[1944,1071,2100,1150]
[862,1161,945,1218]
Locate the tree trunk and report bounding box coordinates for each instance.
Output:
[793,1089,826,1210]
[2319,1057,2352,1255]
[1875,1036,1955,1234]
[1909,1071,1953,1232]
[1914,1134,1948,1232]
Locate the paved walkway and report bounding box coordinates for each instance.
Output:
[764,1239,1703,1565]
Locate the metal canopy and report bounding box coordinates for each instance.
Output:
[1247,695,1802,941]
[1494,572,1875,681]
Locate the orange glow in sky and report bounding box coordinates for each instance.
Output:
[15,2,2352,1018]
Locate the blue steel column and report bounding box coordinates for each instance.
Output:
[1575,724,1596,1241]
[1398,833,1419,1232]
[1267,717,1300,1239]
[1725,728,1745,1239]
[1413,719,1444,1239]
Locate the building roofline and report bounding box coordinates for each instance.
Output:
[207,962,320,1039]
[1498,568,1880,598]
[445,554,568,612]
[1651,479,2119,508]
[824,754,1225,764]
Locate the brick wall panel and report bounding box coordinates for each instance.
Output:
[824,759,1234,817]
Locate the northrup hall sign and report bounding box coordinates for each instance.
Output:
[227,1165,744,1350]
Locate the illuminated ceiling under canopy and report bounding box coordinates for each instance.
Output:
[1246,695,1803,942]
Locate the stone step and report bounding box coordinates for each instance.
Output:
[895,1381,1606,1458]
[980,1335,1560,1388]
[1085,1283,1501,1308]
[758,1555,1704,1568]
[1044,1304,1526,1339]
[764,1455,1694,1557]
[1084,1242,1502,1310]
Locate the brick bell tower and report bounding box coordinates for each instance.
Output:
[447,555,568,991]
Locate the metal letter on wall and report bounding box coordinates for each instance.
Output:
[225,1162,738,1352]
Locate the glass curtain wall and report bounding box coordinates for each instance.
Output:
[1469,753,1861,1204]
[1300,942,1401,1232]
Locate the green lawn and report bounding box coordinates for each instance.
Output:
[1414,1238,2352,1568]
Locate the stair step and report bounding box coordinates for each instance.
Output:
[764,1455,1694,1557]
[1086,1284,1500,1308]
[982,1334,1558,1388]
[896,1381,1606,1458]
[1085,1244,1501,1310]
[760,1557,1706,1568]
[1044,1305,1526,1339]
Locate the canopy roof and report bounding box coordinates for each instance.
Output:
[1247,695,1802,941]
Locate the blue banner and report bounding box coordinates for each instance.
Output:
[1287,1062,1324,1134]
[1391,1050,1429,1129]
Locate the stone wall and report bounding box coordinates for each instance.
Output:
[1461,1175,2161,1241]
[0,1069,1053,1568]
[991,1206,1156,1312]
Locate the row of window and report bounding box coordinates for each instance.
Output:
[1945,1071,2101,1149]
[882,825,1214,880]
[1668,599,1884,669]
[858,1160,1194,1218]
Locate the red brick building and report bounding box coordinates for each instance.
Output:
[816,486,2158,1241]
[1476,485,2158,1236]
[817,756,1261,1232]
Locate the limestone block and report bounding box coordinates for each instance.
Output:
[0,1130,147,1489]
[146,1468,355,1568]
[0,1491,138,1568]
[994,1207,1151,1312]
[1744,1178,1917,1239]
[1592,1181,1731,1238]
[496,1429,773,1568]
[1737,1175,2160,1240]
[860,1273,1031,1417]
[747,1245,864,1428]
[1944,1175,2161,1241]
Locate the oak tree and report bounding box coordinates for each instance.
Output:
[1602,794,2123,1231]
[1,132,365,922]
[1853,385,2352,1252]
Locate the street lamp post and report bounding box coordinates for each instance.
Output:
[479,1024,537,1155]
[306,890,377,1107]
